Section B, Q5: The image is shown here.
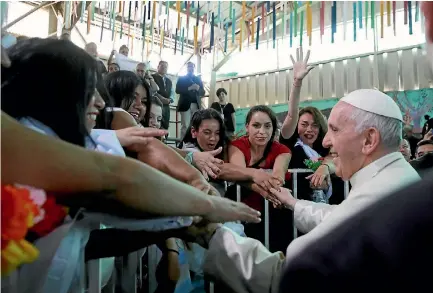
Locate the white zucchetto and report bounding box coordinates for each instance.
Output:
[340,89,403,122]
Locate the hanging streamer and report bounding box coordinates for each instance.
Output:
[64,1,71,28]
[160,21,164,52]
[353,2,357,42]
[108,1,113,33]
[128,1,132,43]
[142,4,146,52]
[99,2,104,42]
[342,1,347,41]
[281,2,285,40]
[393,1,396,35]
[181,27,185,55]
[151,1,156,52]
[371,1,375,30]
[224,23,228,52]
[196,2,200,26]
[294,2,298,37]
[289,11,293,47]
[256,17,260,50]
[272,2,276,49]
[241,1,246,51]
[232,8,236,44]
[365,1,368,39]
[261,4,265,36]
[380,1,384,38]
[210,12,215,51]
[307,2,312,46]
[120,1,125,39]
[300,10,304,47]
[266,10,270,47]
[87,2,91,34]
[186,1,190,43]
[111,1,117,41]
[81,0,85,23]
[201,12,206,54]
[91,1,95,21]
[415,1,419,22]
[194,26,198,53]
[320,2,325,43]
[174,27,178,54]
[404,1,408,24]
[177,1,181,29]
[147,1,151,20]
[252,5,255,43]
[217,1,221,23]
[358,1,362,29]
[387,1,391,26]
[331,1,336,43]
[408,1,413,34]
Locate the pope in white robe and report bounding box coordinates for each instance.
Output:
[190,89,421,293]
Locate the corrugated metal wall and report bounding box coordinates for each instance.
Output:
[214,46,433,109]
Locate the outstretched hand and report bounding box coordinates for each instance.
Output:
[205,196,261,224]
[193,147,224,180]
[290,48,314,81]
[116,126,167,150]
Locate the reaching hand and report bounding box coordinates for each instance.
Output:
[306,165,330,189]
[192,147,224,180]
[205,196,261,224]
[252,169,283,191]
[290,48,314,81]
[188,177,221,196]
[116,126,167,149]
[269,187,296,209]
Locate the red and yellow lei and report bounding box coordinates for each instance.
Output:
[1,185,68,276]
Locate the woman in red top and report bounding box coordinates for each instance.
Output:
[228,105,292,252]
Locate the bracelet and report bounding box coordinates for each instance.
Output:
[165,249,179,255]
[322,163,331,172]
[293,79,302,87]
[185,152,194,165]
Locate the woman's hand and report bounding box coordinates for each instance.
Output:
[192,147,224,180]
[205,196,261,223]
[116,126,167,148]
[269,187,297,210]
[290,48,314,81]
[252,169,283,191]
[306,164,330,189]
[423,129,433,141]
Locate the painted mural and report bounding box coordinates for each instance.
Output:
[234,88,433,134]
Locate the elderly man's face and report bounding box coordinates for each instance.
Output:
[400,139,411,161]
[323,102,368,180]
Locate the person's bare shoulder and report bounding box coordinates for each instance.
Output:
[111,110,138,130]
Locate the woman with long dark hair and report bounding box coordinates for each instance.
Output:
[227,105,292,252]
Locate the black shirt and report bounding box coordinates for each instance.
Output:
[210,102,235,131]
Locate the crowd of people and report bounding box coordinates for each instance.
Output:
[2,2,433,293]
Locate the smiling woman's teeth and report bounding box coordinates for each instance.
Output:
[88,114,97,121]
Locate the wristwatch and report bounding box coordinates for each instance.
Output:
[185,152,194,165]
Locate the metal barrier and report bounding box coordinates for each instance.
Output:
[88,169,350,293]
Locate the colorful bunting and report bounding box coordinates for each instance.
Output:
[320,2,325,43]
[353,2,357,42]
[365,1,369,38]
[307,2,312,46]
[232,8,236,44]
[256,16,260,50]
[300,10,304,47]
[393,1,396,35]
[380,1,384,38]
[408,1,413,34]
[272,2,276,49]
[387,1,391,26]
[358,1,362,29]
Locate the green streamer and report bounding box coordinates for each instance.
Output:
[229,1,233,19]
[231,8,236,44]
[294,2,298,37]
[181,27,185,55]
[91,1,96,21]
[371,1,375,29]
[299,10,304,47]
[365,1,369,31]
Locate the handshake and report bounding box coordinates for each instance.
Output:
[250,169,294,209]
[188,83,200,91]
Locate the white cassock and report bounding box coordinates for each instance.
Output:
[203,152,420,293]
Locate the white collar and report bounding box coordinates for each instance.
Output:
[349,152,404,190]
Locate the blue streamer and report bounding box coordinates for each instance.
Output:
[224,24,228,52]
[232,8,235,44]
[289,11,293,48]
[353,2,357,42]
[331,1,337,43]
[191,1,195,9]
[256,18,260,50]
[81,0,86,23]
[358,1,363,29]
[272,2,276,49]
[267,1,270,12]
[408,1,413,34]
[210,12,215,48]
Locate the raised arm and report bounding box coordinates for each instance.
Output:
[280,48,314,139]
